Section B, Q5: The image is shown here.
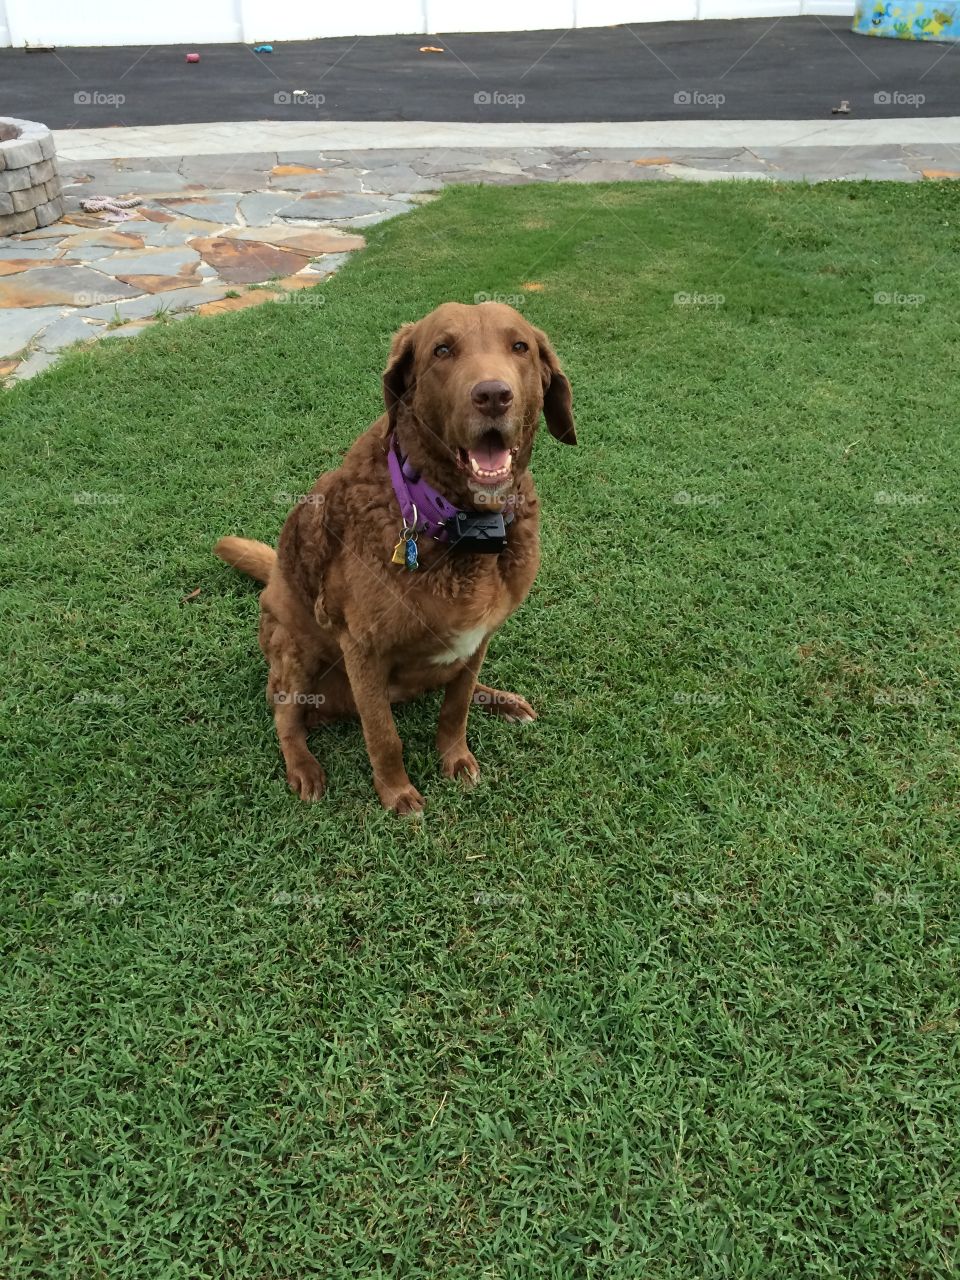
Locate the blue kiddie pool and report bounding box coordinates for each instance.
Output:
[853,1,960,39]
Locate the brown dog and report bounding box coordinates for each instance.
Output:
[214,301,576,813]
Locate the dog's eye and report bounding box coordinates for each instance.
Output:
[434,343,452,358]
[512,341,529,353]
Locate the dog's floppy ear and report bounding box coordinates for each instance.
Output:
[535,328,577,445]
[383,322,418,430]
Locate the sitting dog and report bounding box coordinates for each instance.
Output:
[214,301,576,813]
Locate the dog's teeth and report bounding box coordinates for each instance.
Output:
[468,456,511,479]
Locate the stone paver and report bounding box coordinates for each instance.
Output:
[188,236,310,283]
[0,264,140,308]
[85,284,231,322]
[60,229,146,249]
[237,192,292,224]
[0,257,75,277]
[220,225,364,253]
[17,225,66,240]
[0,243,69,259]
[269,169,365,193]
[95,246,201,277]
[178,153,279,189]
[4,136,958,383]
[346,204,416,227]
[157,193,243,222]
[63,170,193,197]
[274,193,397,220]
[360,164,441,194]
[83,295,175,323]
[101,322,153,340]
[62,245,121,261]
[0,305,65,355]
[12,348,59,379]
[36,313,105,351]
[276,151,350,167]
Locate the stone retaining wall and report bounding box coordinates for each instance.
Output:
[0,119,63,236]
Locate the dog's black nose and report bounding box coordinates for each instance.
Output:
[471,380,514,417]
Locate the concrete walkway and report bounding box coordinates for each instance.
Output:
[2,120,959,383]
[53,117,960,160]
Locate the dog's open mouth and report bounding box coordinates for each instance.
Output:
[457,429,514,487]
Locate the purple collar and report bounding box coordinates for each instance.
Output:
[387,434,515,545]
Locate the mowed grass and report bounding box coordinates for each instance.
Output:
[2,179,959,1278]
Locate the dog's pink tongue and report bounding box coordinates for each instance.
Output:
[469,438,511,472]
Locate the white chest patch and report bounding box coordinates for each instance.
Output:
[429,624,488,666]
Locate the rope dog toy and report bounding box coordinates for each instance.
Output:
[79,195,144,222]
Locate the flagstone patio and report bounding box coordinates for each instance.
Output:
[1,135,957,383]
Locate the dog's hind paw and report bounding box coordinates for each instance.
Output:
[473,686,537,723]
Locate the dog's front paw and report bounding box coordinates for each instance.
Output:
[286,755,326,802]
[376,779,426,816]
[441,748,481,786]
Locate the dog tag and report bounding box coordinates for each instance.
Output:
[405,537,419,571]
[391,538,406,566]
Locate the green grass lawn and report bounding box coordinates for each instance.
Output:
[3,179,959,1278]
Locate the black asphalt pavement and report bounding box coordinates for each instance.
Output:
[2,17,957,129]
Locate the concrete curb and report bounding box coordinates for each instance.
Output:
[52,118,960,162]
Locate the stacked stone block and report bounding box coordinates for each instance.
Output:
[0,118,63,235]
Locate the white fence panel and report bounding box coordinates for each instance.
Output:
[427,1,576,33]
[240,0,424,41]
[0,0,858,48]
[4,0,243,47]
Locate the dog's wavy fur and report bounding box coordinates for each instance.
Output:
[215,301,576,813]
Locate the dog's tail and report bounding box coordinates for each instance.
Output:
[213,536,277,584]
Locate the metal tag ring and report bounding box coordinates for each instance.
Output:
[400,503,419,540]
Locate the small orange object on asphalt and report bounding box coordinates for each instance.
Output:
[186,52,200,63]
[419,46,444,53]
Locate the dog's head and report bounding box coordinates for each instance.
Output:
[382,301,576,508]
